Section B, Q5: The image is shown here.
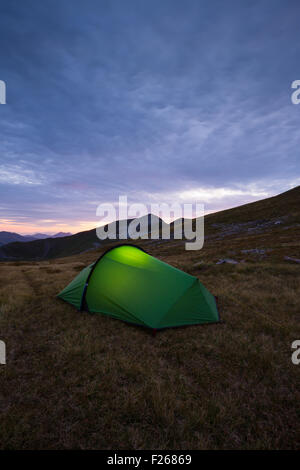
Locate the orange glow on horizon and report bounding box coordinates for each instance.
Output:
[0,220,98,236]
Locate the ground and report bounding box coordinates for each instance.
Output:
[0,219,299,450]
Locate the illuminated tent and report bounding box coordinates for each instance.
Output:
[57,244,219,330]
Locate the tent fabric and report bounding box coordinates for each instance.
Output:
[57,244,219,329]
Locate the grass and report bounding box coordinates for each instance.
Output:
[0,223,299,450]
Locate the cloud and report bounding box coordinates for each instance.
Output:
[0,164,43,185]
[0,0,300,232]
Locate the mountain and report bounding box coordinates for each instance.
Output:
[30,233,50,239]
[31,232,72,239]
[0,231,37,246]
[0,231,73,247]
[0,186,299,261]
[52,232,72,238]
[0,229,98,260]
[0,215,163,260]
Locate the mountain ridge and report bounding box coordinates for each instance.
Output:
[0,231,73,247]
[0,186,299,261]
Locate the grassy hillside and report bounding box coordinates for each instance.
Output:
[0,192,299,448]
[206,185,300,225]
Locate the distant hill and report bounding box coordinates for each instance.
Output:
[0,228,99,260]
[0,215,163,260]
[31,232,72,239]
[0,231,36,246]
[0,186,299,261]
[0,231,73,247]
[52,232,72,238]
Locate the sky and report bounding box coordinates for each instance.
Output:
[0,0,300,234]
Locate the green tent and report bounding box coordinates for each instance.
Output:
[57,244,219,330]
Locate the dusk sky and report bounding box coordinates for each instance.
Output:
[0,0,300,234]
